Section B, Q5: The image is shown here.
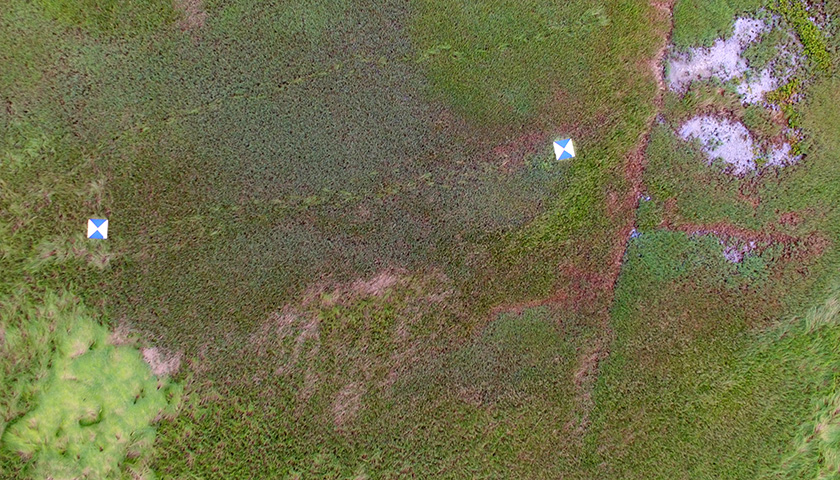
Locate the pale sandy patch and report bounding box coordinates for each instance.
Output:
[332,382,364,429]
[174,0,207,31]
[141,347,182,377]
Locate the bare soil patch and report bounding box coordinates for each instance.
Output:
[174,0,207,32]
[350,270,402,297]
[332,382,364,430]
[141,347,182,377]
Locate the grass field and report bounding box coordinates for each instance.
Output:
[672,0,766,48]
[2,0,840,477]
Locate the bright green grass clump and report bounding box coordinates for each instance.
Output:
[764,287,840,478]
[774,0,832,73]
[1,291,181,479]
[672,0,765,48]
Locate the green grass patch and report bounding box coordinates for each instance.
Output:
[1,292,181,479]
[581,229,824,478]
[644,124,758,227]
[742,104,783,138]
[743,26,790,71]
[761,285,840,478]
[663,79,743,124]
[582,58,840,478]
[672,0,766,49]
[410,0,610,126]
[35,0,175,35]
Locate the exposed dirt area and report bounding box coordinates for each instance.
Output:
[141,347,183,377]
[174,0,207,32]
[332,382,364,430]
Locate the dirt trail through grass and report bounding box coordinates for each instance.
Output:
[579,0,676,434]
[487,0,678,437]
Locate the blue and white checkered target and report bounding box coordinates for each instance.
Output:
[553,138,576,160]
[87,219,108,239]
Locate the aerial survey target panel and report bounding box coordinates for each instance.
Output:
[553,138,576,160]
[87,219,108,239]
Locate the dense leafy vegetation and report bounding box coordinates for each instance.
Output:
[774,0,832,72]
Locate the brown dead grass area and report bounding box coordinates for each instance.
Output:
[273,315,321,377]
[332,382,364,430]
[779,211,803,227]
[298,268,411,309]
[250,308,300,356]
[350,270,402,297]
[666,220,830,261]
[648,0,675,104]
[491,131,547,172]
[565,341,610,435]
[174,0,207,31]
[244,268,460,407]
[109,318,184,376]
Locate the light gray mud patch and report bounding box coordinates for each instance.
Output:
[679,116,757,174]
[722,240,758,263]
[679,115,800,175]
[668,16,806,106]
[737,67,778,104]
[667,18,767,92]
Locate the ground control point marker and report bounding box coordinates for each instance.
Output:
[87,219,108,239]
[553,138,576,160]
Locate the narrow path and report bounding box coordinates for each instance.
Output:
[567,0,676,436]
[488,0,677,437]
[609,0,675,292]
